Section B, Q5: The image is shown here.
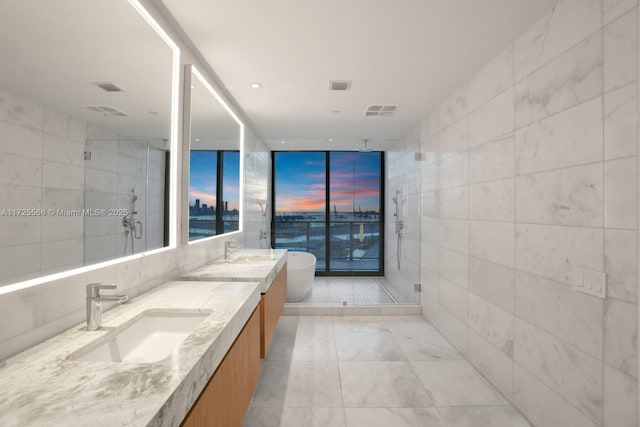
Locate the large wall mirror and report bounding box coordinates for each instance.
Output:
[187,66,243,242]
[0,0,179,286]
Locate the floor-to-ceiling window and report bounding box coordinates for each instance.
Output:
[272,151,384,275]
[272,152,327,268]
[189,150,240,240]
[221,151,240,233]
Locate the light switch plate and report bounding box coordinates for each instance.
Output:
[575,268,606,299]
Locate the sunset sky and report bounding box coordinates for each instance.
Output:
[274,151,381,213]
[189,151,240,211]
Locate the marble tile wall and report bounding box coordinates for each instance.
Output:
[0,90,86,283]
[0,117,270,362]
[242,127,271,249]
[83,128,166,264]
[389,0,639,425]
[0,89,169,282]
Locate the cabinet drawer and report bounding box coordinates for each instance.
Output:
[181,307,260,427]
[260,266,287,358]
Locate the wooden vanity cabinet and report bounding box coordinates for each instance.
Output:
[181,306,260,427]
[260,265,287,358]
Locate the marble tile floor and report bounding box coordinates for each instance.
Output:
[293,277,398,305]
[243,315,531,427]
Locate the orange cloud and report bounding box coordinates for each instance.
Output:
[276,195,326,212]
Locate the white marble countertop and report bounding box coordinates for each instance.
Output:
[182,248,287,292]
[0,280,261,427]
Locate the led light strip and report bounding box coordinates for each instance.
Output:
[128,0,181,248]
[190,66,245,240]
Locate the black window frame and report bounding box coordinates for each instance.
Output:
[271,150,385,276]
[188,149,240,240]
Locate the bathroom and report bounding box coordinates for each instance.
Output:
[0,0,637,426]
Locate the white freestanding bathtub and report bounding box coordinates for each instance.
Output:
[286,251,316,302]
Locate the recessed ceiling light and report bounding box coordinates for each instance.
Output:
[194,138,201,142]
[327,138,334,142]
[191,84,196,89]
[250,82,262,89]
[280,140,286,144]
[331,110,341,115]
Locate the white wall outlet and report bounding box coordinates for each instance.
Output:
[575,268,607,299]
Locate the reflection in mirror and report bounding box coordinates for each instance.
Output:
[0,0,177,286]
[188,66,242,242]
[83,133,169,263]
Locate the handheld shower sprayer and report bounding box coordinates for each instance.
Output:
[393,189,404,270]
[258,199,270,248]
[393,190,403,234]
[123,188,143,254]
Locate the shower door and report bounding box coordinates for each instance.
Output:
[384,147,421,304]
[83,135,167,264]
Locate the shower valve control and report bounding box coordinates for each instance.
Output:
[395,220,404,234]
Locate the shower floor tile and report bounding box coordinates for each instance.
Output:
[244,315,532,427]
[295,277,397,305]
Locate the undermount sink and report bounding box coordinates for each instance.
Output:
[230,254,273,264]
[71,310,210,363]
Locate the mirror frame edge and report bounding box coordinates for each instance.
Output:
[181,65,193,246]
[183,64,245,246]
[128,0,181,250]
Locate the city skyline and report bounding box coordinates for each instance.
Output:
[189,150,240,211]
[189,198,239,217]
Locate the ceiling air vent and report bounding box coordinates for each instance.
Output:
[365,105,398,117]
[85,105,129,117]
[329,80,352,91]
[92,82,125,92]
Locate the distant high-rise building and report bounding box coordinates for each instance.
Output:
[195,199,200,209]
[225,201,228,213]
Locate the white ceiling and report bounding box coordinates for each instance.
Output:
[0,0,173,141]
[162,0,559,151]
[190,68,241,151]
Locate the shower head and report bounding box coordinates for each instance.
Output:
[359,139,372,152]
[392,189,401,205]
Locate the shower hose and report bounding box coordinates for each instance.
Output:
[397,232,401,270]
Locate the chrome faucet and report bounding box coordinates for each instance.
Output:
[224,239,239,261]
[86,283,128,331]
